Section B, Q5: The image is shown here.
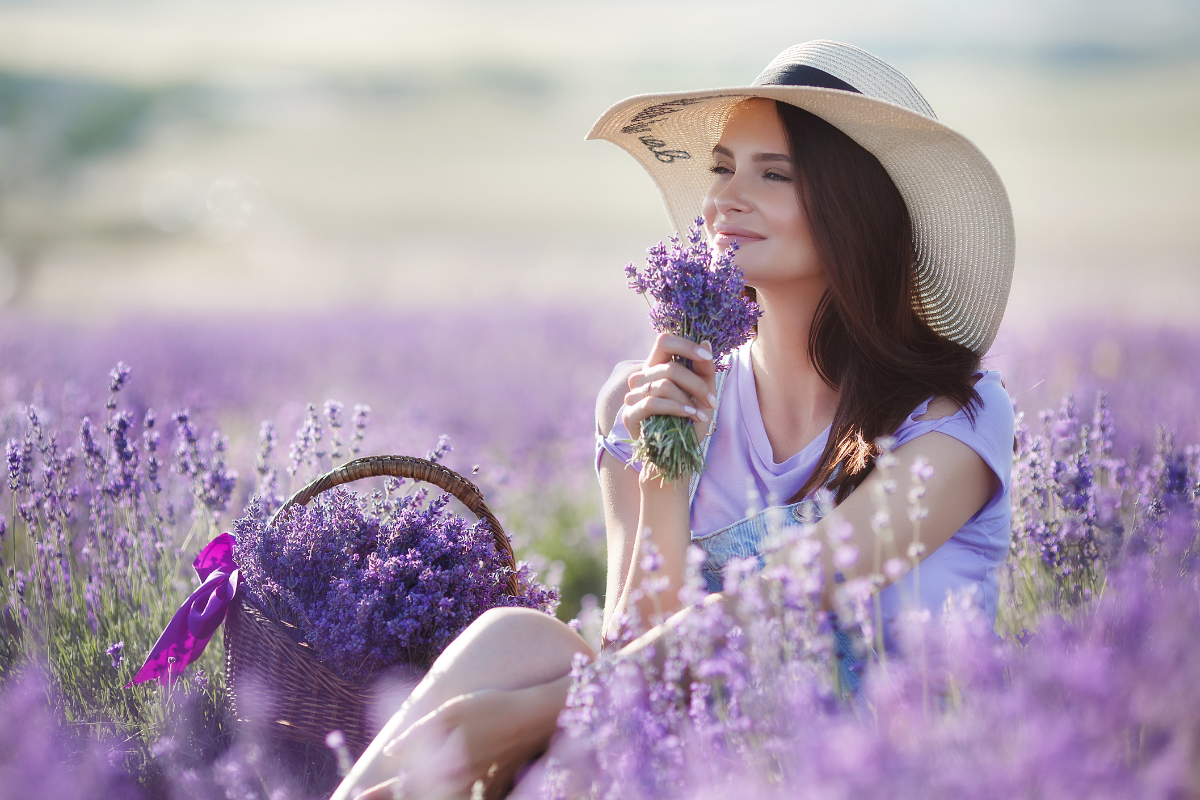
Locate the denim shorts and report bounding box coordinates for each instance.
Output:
[691,501,866,696]
[691,502,813,594]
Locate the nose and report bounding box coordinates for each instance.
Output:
[701,170,751,225]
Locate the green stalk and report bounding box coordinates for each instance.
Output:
[630,413,704,484]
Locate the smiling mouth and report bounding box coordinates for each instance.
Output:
[714,231,764,244]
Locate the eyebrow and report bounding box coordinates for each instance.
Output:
[712,144,792,164]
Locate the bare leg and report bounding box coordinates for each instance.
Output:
[333,607,595,799]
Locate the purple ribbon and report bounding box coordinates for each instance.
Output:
[129,532,239,686]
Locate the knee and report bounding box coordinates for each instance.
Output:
[459,606,595,662]
[470,606,560,639]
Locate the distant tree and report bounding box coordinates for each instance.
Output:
[0,72,162,305]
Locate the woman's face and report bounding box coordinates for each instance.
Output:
[701,99,822,289]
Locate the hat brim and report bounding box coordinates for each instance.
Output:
[587,86,1015,355]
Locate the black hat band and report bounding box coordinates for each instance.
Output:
[755,64,861,94]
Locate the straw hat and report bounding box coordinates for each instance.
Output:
[587,40,1014,356]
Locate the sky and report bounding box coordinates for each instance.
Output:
[0,0,1196,81]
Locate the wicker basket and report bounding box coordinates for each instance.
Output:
[223,454,516,757]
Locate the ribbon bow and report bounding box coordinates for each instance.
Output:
[129,532,239,686]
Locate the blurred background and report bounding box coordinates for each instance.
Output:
[0,0,1196,323]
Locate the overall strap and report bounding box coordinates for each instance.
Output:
[688,358,731,507]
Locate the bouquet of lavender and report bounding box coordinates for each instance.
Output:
[625,218,761,481]
[233,483,558,680]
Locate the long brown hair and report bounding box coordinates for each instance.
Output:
[770,101,982,504]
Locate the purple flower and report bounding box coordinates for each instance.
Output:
[5,438,22,492]
[108,362,132,395]
[1050,393,1080,459]
[625,218,761,366]
[624,218,761,481]
[104,362,132,411]
[324,400,345,460]
[106,641,124,669]
[142,425,161,494]
[172,410,199,479]
[287,402,324,477]
[170,410,237,518]
[255,420,281,510]
[78,418,105,481]
[349,404,370,456]
[198,432,236,515]
[910,456,935,483]
[426,434,452,464]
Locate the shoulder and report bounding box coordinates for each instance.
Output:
[915,395,962,422]
[964,371,1016,439]
[596,360,642,436]
[914,371,1013,429]
[907,371,1015,482]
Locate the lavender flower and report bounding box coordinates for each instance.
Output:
[78,418,106,481]
[108,362,132,395]
[324,400,345,461]
[103,410,139,499]
[255,420,281,511]
[172,410,200,479]
[426,434,452,464]
[107,640,124,669]
[5,438,22,492]
[104,362,132,411]
[142,416,162,495]
[349,404,370,456]
[287,402,325,477]
[169,410,238,519]
[199,432,236,516]
[625,218,760,481]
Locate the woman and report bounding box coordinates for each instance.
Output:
[335,40,1015,800]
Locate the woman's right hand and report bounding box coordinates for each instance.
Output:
[621,333,719,441]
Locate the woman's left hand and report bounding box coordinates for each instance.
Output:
[352,680,567,800]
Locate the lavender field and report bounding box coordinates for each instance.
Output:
[2,306,1199,798]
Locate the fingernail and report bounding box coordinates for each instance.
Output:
[683,405,697,415]
[696,410,709,422]
[707,393,718,407]
[695,347,713,360]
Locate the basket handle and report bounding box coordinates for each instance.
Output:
[269,455,518,594]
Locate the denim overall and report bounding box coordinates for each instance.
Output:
[686,368,867,696]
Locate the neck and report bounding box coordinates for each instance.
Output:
[747,279,840,461]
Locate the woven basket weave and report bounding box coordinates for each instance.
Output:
[223,454,515,757]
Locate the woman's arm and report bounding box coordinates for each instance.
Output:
[597,334,717,644]
[596,364,643,636]
[772,426,999,609]
[623,422,999,668]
